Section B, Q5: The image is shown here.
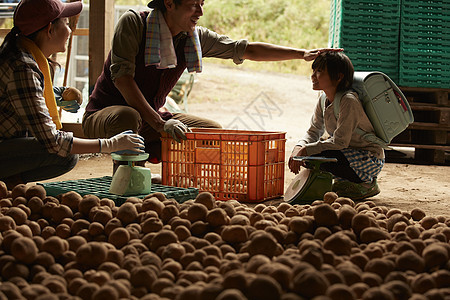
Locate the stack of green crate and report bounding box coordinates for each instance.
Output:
[329,0,401,82]
[399,1,450,88]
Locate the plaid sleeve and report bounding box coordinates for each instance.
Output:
[7,62,73,157]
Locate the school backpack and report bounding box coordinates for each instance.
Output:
[321,71,414,148]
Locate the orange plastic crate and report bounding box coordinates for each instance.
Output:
[161,128,286,202]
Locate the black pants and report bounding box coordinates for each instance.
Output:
[313,150,363,183]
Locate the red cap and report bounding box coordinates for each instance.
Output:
[14,0,82,36]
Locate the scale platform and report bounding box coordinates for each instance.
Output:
[38,176,198,205]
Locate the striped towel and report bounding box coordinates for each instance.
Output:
[144,9,202,73]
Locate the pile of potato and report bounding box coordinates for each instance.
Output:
[0,180,449,300]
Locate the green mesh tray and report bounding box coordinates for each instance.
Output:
[38,176,198,205]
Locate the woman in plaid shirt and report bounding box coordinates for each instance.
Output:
[0,0,145,189]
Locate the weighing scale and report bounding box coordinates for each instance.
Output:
[284,156,337,204]
[109,153,152,196]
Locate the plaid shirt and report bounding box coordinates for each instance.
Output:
[0,46,73,157]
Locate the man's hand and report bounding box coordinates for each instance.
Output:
[288,145,308,174]
[303,48,344,62]
[164,119,190,142]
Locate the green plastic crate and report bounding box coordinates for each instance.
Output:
[38,176,199,205]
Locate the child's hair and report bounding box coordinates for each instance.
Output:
[312,51,354,92]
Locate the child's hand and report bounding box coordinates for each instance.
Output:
[288,145,307,174]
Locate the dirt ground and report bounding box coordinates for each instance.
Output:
[40,62,450,217]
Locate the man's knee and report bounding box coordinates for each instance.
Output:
[83,106,142,138]
[108,107,142,136]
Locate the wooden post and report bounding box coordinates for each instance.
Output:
[89,0,115,92]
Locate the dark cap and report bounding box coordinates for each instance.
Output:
[14,0,83,36]
[147,0,164,9]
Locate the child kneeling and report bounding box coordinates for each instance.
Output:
[288,52,384,200]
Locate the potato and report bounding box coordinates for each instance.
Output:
[141,217,163,234]
[91,207,113,225]
[149,229,179,252]
[246,274,281,300]
[174,225,191,241]
[0,215,16,231]
[292,269,330,298]
[75,241,108,267]
[313,203,339,227]
[386,214,410,232]
[107,227,130,249]
[62,86,82,104]
[24,184,46,200]
[141,197,165,216]
[206,208,229,227]
[161,205,179,224]
[361,272,383,287]
[351,213,373,236]
[1,261,29,280]
[194,192,215,210]
[92,285,119,300]
[1,230,23,253]
[11,184,27,199]
[170,217,191,231]
[0,198,12,208]
[221,225,248,244]
[0,282,23,299]
[337,205,357,229]
[76,282,100,299]
[230,214,251,226]
[12,196,27,207]
[245,231,278,258]
[0,181,7,198]
[41,236,69,259]
[21,284,51,299]
[360,227,391,244]
[411,273,436,294]
[410,208,426,221]
[361,286,395,300]
[187,203,208,223]
[5,207,27,225]
[115,202,138,225]
[422,244,449,270]
[326,283,357,300]
[50,204,73,224]
[337,266,362,286]
[420,216,438,230]
[10,236,38,264]
[104,218,123,236]
[288,216,313,235]
[78,195,100,216]
[27,196,44,215]
[60,191,82,213]
[364,258,395,279]
[324,232,352,256]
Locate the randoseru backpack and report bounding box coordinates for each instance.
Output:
[320,71,414,148]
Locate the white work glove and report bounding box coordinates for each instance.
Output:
[163,119,190,142]
[99,130,145,154]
